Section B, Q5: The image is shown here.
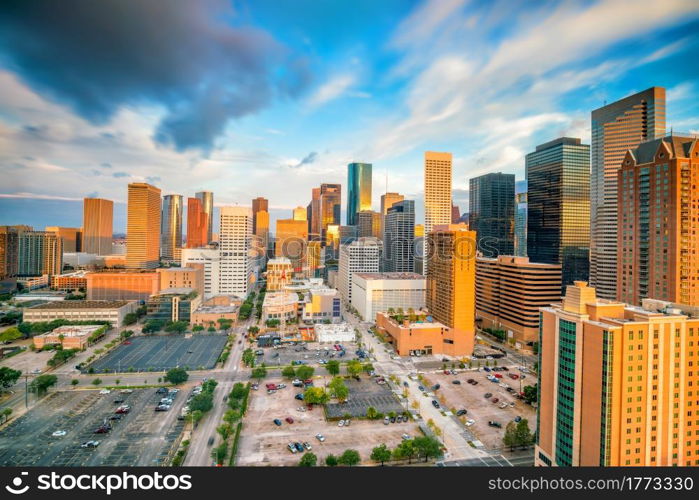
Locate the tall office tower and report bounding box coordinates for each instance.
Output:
[186,197,207,248]
[292,206,307,222]
[339,226,358,246]
[82,198,113,255]
[195,191,214,244]
[347,162,372,226]
[424,152,452,274]
[357,210,381,239]
[275,218,308,272]
[44,227,82,253]
[380,192,404,238]
[338,238,380,304]
[590,87,666,299]
[126,183,161,269]
[307,188,321,240]
[383,200,415,272]
[425,224,477,356]
[181,247,222,298]
[219,206,252,298]
[469,172,515,257]
[161,194,183,261]
[451,205,461,223]
[320,183,341,239]
[526,138,590,289]
[252,197,268,235]
[254,209,270,260]
[618,134,699,306]
[514,180,528,257]
[17,231,63,276]
[0,226,20,291]
[536,281,699,466]
[307,240,323,277]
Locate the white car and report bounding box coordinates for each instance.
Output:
[401,433,411,440]
[315,433,325,442]
[337,420,345,427]
[30,369,42,374]
[99,389,111,395]
[466,419,476,427]
[52,430,67,437]
[120,389,133,394]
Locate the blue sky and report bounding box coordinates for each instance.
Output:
[1,0,699,233]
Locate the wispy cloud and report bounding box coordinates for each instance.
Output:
[307,74,355,107]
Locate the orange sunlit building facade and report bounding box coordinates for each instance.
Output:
[536,281,699,466]
[187,197,208,249]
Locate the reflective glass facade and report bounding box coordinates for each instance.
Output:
[346,162,372,226]
[468,172,514,257]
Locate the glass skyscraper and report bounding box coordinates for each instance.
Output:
[346,162,372,226]
[514,180,527,257]
[468,172,515,257]
[526,137,590,290]
[161,194,183,260]
[383,200,415,272]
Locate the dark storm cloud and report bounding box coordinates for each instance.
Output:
[0,0,312,152]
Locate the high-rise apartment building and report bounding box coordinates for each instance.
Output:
[126,183,161,269]
[195,191,214,244]
[0,226,20,289]
[469,172,515,257]
[186,197,207,249]
[338,238,380,304]
[380,192,404,238]
[44,226,82,253]
[347,162,372,226]
[181,247,222,298]
[219,206,252,298]
[357,210,381,239]
[252,197,268,235]
[618,134,699,306]
[320,183,341,239]
[536,281,699,466]
[82,198,113,255]
[17,231,63,276]
[526,137,590,289]
[307,188,321,240]
[590,87,666,299]
[475,255,561,347]
[424,152,452,275]
[161,194,183,261]
[383,200,415,273]
[425,224,476,356]
[514,180,527,257]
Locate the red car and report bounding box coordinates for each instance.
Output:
[285,417,294,424]
[265,383,277,390]
[508,373,519,380]
[443,370,451,375]
[123,341,132,345]
[494,373,503,379]
[491,398,499,403]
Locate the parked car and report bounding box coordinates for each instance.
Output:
[491,398,499,404]
[294,442,304,452]
[418,385,425,392]
[52,430,67,437]
[508,373,520,380]
[113,398,125,404]
[99,389,111,395]
[467,379,475,384]
[285,417,294,424]
[488,421,502,428]
[338,419,345,427]
[465,419,475,427]
[287,443,297,454]
[514,415,522,423]
[295,393,304,400]
[431,400,440,409]
[315,433,325,442]
[383,416,389,425]
[484,393,493,399]
[456,409,468,416]
[401,433,411,440]
[273,419,282,426]
[208,437,215,446]
[390,416,396,423]
[483,367,491,372]
[494,373,503,379]
[303,442,312,451]
[81,440,100,448]
[452,380,461,385]
[108,414,122,421]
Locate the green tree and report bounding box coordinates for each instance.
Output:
[242,349,255,367]
[164,367,189,385]
[189,393,214,413]
[338,449,360,467]
[141,319,165,334]
[295,365,314,380]
[0,326,23,343]
[29,374,57,395]
[189,410,204,425]
[325,359,340,376]
[522,384,538,404]
[362,362,374,374]
[298,452,317,467]
[165,321,188,334]
[211,442,228,465]
[346,360,362,377]
[0,367,22,391]
[303,386,329,405]
[365,406,378,420]
[251,366,267,379]
[325,454,338,467]
[503,422,518,451]
[328,377,349,402]
[515,419,534,449]
[217,424,232,440]
[92,378,102,386]
[122,313,138,326]
[281,366,296,379]
[192,325,204,332]
[1,407,12,423]
[370,443,392,466]
[413,436,442,462]
[393,439,417,464]
[70,379,79,386]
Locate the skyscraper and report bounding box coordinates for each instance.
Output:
[357,210,381,239]
[252,197,268,235]
[514,180,527,257]
[195,191,214,244]
[380,192,404,239]
[320,183,341,240]
[425,224,476,356]
[338,238,380,304]
[383,200,415,273]
[536,281,699,466]
[219,206,252,298]
[17,230,62,276]
[347,162,372,226]
[275,218,308,272]
[126,183,161,269]
[186,197,207,249]
[590,87,666,299]
[161,194,183,261]
[254,209,270,261]
[526,137,590,289]
[0,226,20,290]
[469,172,515,257]
[424,152,452,273]
[451,205,461,223]
[307,188,321,240]
[292,206,307,222]
[82,198,113,256]
[618,134,699,306]
[44,226,82,253]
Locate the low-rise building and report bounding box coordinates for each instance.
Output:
[266,257,294,291]
[86,270,159,301]
[157,267,204,297]
[351,272,426,322]
[301,287,341,323]
[146,288,202,323]
[314,323,355,343]
[17,275,49,291]
[50,271,88,292]
[375,310,462,357]
[23,300,137,327]
[191,296,239,327]
[33,324,102,350]
[262,291,298,323]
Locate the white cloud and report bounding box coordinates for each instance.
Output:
[306,74,356,107]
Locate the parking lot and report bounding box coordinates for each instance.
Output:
[86,334,228,373]
[236,376,417,466]
[0,388,189,466]
[257,342,360,368]
[422,367,536,449]
[326,378,404,418]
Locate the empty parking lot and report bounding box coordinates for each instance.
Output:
[325,378,404,418]
[0,388,188,466]
[86,334,228,373]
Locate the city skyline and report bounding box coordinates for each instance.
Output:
[2,0,699,231]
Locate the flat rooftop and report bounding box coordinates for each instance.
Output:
[354,272,424,280]
[40,324,101,337]
[195,305,237,314]
[28,300,130,310]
